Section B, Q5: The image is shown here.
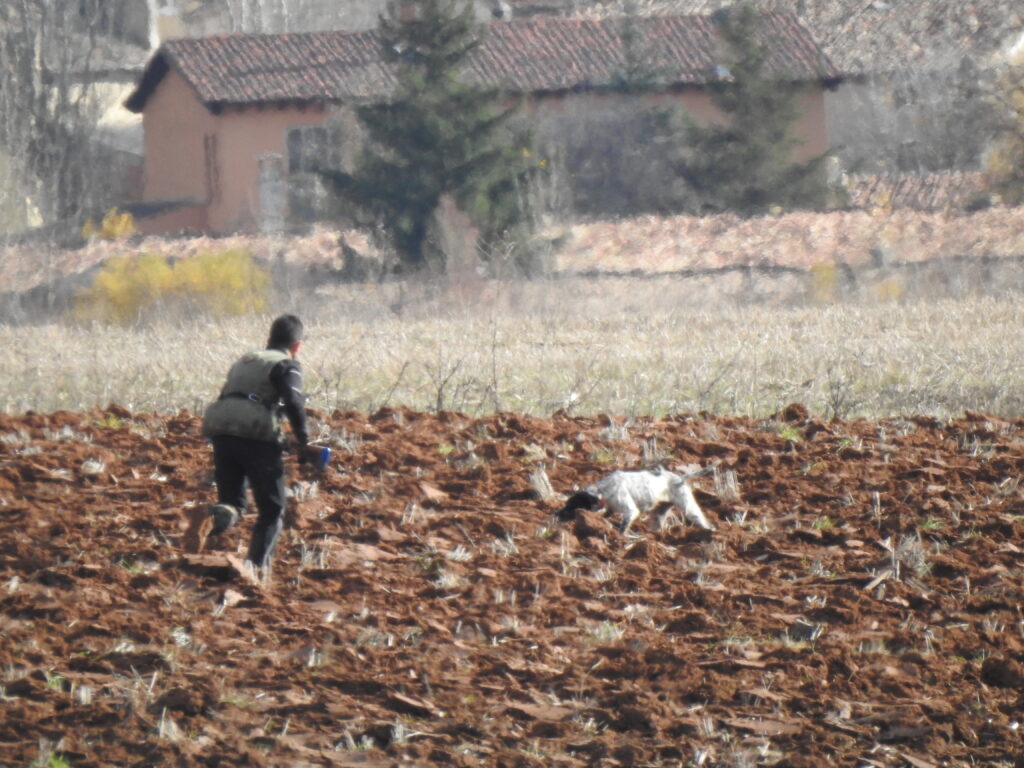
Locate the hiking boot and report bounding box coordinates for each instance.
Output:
[224,554,264,589]
[247,560,271,587]
[210,504,240,535]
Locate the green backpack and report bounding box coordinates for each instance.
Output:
[202,349,288,443]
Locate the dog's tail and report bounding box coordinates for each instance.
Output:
[556,490,602,522]
[673,460,721,481]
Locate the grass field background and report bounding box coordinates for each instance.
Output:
[3,275,1021,420]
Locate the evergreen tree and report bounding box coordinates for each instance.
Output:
[673,4,834,215]
[612,6,662,92]
[322,0,532,272]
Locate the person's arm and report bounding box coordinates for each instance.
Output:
[270,358,309,446]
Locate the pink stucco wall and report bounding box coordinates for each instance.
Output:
[140,70,215,220]
[208,104,329,232]
[138,70,329,235]
[791,88,829,160]
[678,87,829,160]
[139,203,207,234]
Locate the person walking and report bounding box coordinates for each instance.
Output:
[192,314,310,581]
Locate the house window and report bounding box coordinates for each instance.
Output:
[287,126,342,174]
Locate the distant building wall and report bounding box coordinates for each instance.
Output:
[209,103,330,232]
[140,69,216,209]
[137,202,207,234]
[137,69,335,233]
[531,85,826,157]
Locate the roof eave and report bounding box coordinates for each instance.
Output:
[205,96,345,113]
[124,53,170,114]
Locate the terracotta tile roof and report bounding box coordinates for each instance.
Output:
[149,29,393,107]
[479,14,838,90]
[125,12,838,112]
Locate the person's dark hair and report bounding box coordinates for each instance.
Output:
[267,314,304,349]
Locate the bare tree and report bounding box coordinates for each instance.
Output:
[0,0,108,235]
[983,41,1024,205]
[219,0,390,33]
[827,54,997,174]
[577,0,1009,174]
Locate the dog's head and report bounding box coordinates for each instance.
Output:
[556,490,602,521]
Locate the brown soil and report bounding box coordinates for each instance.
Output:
[2,405,1023,767]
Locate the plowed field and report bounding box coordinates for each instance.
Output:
[2,406,1023,767]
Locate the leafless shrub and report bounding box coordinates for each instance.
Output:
[528,463,556,500]
[713,467,741,503]
[894,532,932,578]
[641,436,672,466]
[491,534,519,557]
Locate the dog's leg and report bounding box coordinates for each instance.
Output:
[606,487,643,534]
[648,501,676,531]
[672,482,715,531]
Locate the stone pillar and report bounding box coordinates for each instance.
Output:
[258,154,287,235]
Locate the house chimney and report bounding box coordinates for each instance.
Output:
[492,1,513,20]
[154,6,184,44]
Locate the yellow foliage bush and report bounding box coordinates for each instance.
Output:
[82,208,136,240]
[74,248,270,324]
[170,249,271,316]
[808,263,839,302]
[873,277,904,302]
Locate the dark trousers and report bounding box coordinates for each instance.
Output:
[211,434,286,569]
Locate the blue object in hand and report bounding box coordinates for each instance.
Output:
[302,445,332,471]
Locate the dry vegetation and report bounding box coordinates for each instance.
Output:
[4,275,1023,420]
[4,206,1024,421]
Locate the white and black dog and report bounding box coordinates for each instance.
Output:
[557,467,715,534]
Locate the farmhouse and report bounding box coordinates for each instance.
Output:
[123,11,840,235]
